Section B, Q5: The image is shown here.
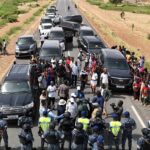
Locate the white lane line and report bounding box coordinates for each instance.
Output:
[131,105,146,128]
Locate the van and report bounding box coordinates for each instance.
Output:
[98,48,133,90]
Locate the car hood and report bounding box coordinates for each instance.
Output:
[0,92,33,107]
[88,48,101,54]
[108,68,132,78]
[49,37,64,42]
[39,56,61,61]
[17,44,30,50]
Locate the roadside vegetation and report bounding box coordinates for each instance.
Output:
[87,0,150,14]
[0,0,38,27]
[148,33,150,40]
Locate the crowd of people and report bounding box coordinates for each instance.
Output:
[0,45,150,150]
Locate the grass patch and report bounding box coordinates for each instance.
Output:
[87,0,150,14]
[0,0,37,27]
[145,62,150,71]
[7,26,22,36]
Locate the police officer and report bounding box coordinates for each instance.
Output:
[18,124,34,150]
[38,110,51,150]
[109,113,122,150]
[90,111,106,135]
[18,110,33,128]
[92,135,104,150]
[88,125,99,148]
[58,112,74,150]
[122,111,136,150]
[137,128,150,150]
[0,112,10,150]
[77,111,90,131]
[71,123,88,150]
[44,122,61,150]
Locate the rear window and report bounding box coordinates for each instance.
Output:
[80,30,94,36]
[41,18,52,24]
[18,37,34,45]
[40,48,60,57]
[49,31,64,39]
[105,58,129,70]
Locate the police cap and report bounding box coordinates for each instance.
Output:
[43,110,48,116]
[123,111,130,117]
[81,111,86,117]
[111,113,118,118]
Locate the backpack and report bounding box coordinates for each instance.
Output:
[74,130,85,144]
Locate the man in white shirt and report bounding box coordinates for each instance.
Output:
[100,68,109,89]
[47,81,56,109]
[71,61,78,87]
[66,98,77,119]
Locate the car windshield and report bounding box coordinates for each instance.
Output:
[106,58,129,70]
[17,37,34,45]
[89,42,105,49]
[47,9,55,13]
[40,48,60,57]
[43,25,51,29]
[1,81,31,93]
[81,30,94,36]
[49,32,64,39]
[41,18,52,24]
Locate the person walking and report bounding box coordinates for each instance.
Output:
[38,110,51,150]
[18,124,34,150]
[47,81,57,109]
[0,113,10,150]
[43,123,61,150]
[2,39,8,55]
[100,68,109,89]
[71,123,88,150]
[109,114,122,150]
[91,70,98,94]
[122,111,136,150]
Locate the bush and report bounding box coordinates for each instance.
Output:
[109,0,123,4]
[7,15,18,23]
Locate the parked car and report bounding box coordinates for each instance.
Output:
[39,16,53,31]
[0,64,34,120]
[80,36,106,54]
[77,26,95,47]
[39,40,62,61]
[15,35,37,58]
[98,48,133,90]
[48,27,65,51]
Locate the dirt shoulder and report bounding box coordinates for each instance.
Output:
[0,0,54,82]
[75,0,150,60]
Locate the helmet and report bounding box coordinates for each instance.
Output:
[76,123,83,130]
[112,113,118,119]
[123,111,130,117]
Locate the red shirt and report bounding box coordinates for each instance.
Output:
[133,82,140,92]
[142,86,149,97]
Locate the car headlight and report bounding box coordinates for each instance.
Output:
[24,102,34,109]
[16,45,19,51]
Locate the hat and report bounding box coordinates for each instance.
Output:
[123,111,130,116]
[81,111,86,117]
[71,93,77,98]
[77,86,81,90]
[111,113,118,118]
[97,135,104,144]
[43,110,48,116]
[70,98,75,103]
[58,99,66,105]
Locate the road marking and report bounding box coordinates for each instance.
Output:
[131,105,146,128]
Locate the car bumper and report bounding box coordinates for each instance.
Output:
[15,50,35,57]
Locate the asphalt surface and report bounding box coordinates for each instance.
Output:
[1,0,149,149]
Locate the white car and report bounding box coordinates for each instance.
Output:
[38,16,53,31]
[40,24,52,37]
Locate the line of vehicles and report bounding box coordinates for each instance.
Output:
[0,4,133,121]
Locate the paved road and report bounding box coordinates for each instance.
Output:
[1,0,149,149]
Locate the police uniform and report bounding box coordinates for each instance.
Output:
[39,112,51,149]
[92,135,104,150]
[44,128,61,150]
[18,124,34,150]
[109,114,122,150]
[0,119,9,150]
[122,111,136,150]
[18,116,33,128]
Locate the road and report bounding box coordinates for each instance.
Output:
[1,0,149,149]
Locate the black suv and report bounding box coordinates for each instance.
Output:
[77,26,95,47]
[98,48,133,90]
[0,64,34,120]
[80,36,106,54]
[15,35,37,58]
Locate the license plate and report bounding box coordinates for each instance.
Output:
[7,115,18,119]
[116,85,125,88]
[21,51,28,54]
